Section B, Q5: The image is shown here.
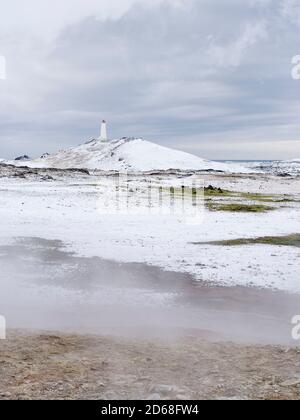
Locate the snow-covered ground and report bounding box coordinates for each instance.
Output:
[0,170,299,293]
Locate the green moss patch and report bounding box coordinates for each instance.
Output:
[206,202,274,213]
[192,234,300,247]
[240,192,298,203]
[241,192,275,201]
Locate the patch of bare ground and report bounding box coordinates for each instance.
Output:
[0,331,300,400]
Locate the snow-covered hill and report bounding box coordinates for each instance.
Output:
[9,137,247,173]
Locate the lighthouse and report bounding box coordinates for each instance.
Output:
[99,120,108,142]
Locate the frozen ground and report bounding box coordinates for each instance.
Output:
[0,167,299,293]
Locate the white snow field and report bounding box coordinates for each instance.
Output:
[0,171,299,293]
[8,137,248,173]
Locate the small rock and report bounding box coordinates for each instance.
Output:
[96,381,105,387]
[41,175,54,181]
[149,384,176,395]
[0,392,12,398]
[175,394,191,400]
[147,393,161,400]
[102,391,119,400]
[280,379,300,387]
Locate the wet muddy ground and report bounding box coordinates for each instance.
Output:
[0,237,299,345]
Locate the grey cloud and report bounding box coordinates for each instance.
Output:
[0,0,300,159]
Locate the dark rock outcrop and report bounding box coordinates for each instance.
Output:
[15,155,30,161]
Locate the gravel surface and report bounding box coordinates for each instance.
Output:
[0,331,300,400]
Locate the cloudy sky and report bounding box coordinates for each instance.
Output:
[1,0,300,160]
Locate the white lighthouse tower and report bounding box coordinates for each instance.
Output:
[99,120,108,142]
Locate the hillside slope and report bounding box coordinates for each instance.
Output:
[11,138,246,173]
